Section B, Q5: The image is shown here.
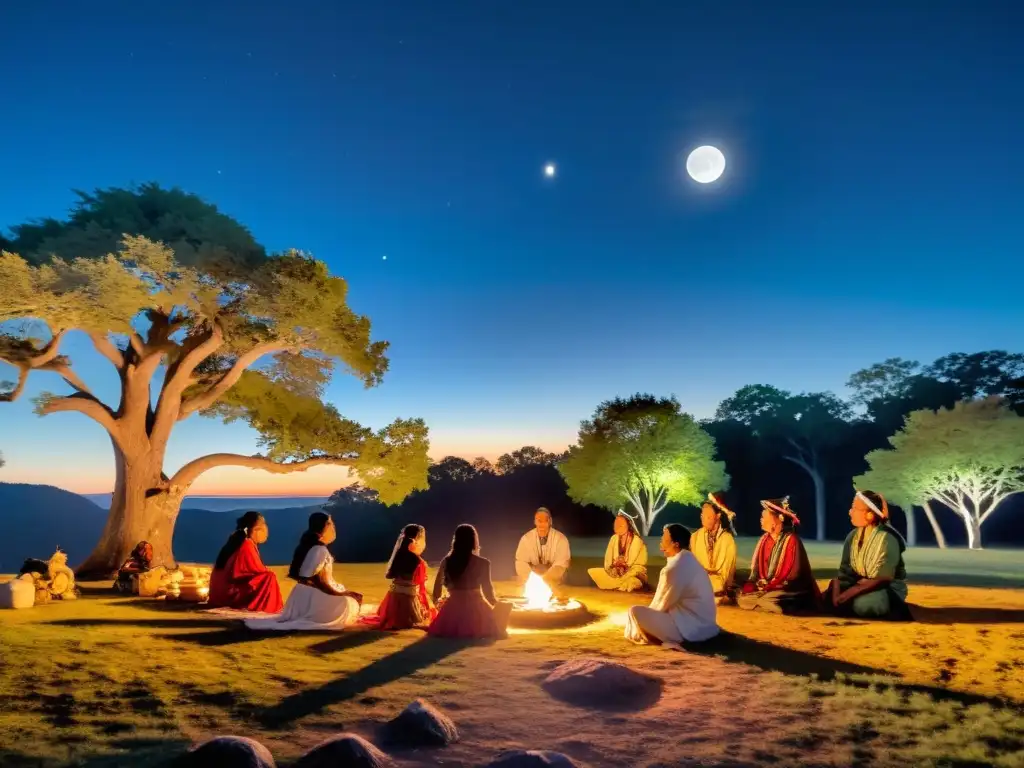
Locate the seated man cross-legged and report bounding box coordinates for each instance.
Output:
[824,489,912,621]
[625,523,719,648]
[514,507,571,587]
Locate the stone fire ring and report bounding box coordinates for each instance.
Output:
[505,598,592,629]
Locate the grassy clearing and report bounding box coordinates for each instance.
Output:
[1,545,1023,767]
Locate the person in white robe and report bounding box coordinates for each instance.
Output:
[514,507,571,586]
[588,512,648,592]
[690,492,738,604]
[246,512,363,632]
[626,523,718,647]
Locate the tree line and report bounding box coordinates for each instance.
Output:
[329,353,1024,558]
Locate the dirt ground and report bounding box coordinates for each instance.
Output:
[1,565,1022,767]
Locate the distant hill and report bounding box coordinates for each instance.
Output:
[83,494,330,512]
[0,482,326,572]
[174,505,326,565]
[0,483,107,573]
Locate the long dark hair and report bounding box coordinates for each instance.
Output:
[289,511,331,580]
[214,511,263,570]
[445,524,480,581]
[386,524,425,580]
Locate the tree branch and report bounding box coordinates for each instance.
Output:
[0,329,93,403]
[50,362,94,396]
[169,453,344,493]
[0,367,29,402]
[38,392,122,447]
[87,332,126,370]
[177,342,286,420]
[781,453,813,474]
[150,324,225,445]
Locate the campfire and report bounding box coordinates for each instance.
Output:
[508,572,590,629]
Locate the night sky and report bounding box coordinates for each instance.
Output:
[1,1,1022,495]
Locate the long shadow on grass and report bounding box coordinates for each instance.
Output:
[49,618,232,630]
[0,738,191,768]
[689,631,1024,711]
[163,626,387,653]
[255,635,488,728]
[688,631,881,681]
[911,605,1024,624]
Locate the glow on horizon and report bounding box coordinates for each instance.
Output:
[3,438,576,496]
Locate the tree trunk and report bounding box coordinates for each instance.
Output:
[920,501,947,549]
[781,454,827,541]
[903,504,917,547]
[627,496,653,536]
[75,450,182,579]
[962,511,983,550]
[811,470,826,542]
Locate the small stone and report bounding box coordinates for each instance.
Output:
[181,735,275,768]
[485,750,583,767]
[294,733,393,768]
[382,699,458,747]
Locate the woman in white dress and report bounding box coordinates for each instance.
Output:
[246,512,363,631]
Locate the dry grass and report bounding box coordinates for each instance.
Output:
[1,560,1023,768]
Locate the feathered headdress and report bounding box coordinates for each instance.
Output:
[707,492,736,521]
[761,496,801,526]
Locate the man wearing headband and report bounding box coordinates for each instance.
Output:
[736,497,821,614]
[514,507,572,587]
[690,492,738,605]
[588,511,649,592]
[824,490,911,620]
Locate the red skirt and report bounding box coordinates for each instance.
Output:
[428,590,510,639]
[364,583,436,630]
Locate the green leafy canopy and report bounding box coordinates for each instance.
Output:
[559,394,729,513]
[0,183,429,504]
[856,398,1024,525]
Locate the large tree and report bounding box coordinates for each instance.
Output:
[559,394,728,535]
[856,398,1024,549]
[924,351,1024,401]
[496,445,563,475]
[715,384,851,541]
[428,456,479,485]
[0,185,429,577]
[846,357,923,406]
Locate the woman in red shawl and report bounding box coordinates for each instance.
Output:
[208,511,283,613]
[362,524,437,630]
[736,497,821,615]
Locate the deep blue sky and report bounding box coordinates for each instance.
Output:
[1,1,1022,494]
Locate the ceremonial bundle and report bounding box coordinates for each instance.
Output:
[17,548,79,605]
[166,565,211,603]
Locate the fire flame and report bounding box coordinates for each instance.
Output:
[523,571,553,610]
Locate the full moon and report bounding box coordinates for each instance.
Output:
[544,162,557,178]
[686,146,726,184]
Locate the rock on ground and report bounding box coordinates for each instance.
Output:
[541,657,662,711]
[179,735,275,768]
[382,698,459,747]
[294,733,394,768]
[484,749,584,767]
